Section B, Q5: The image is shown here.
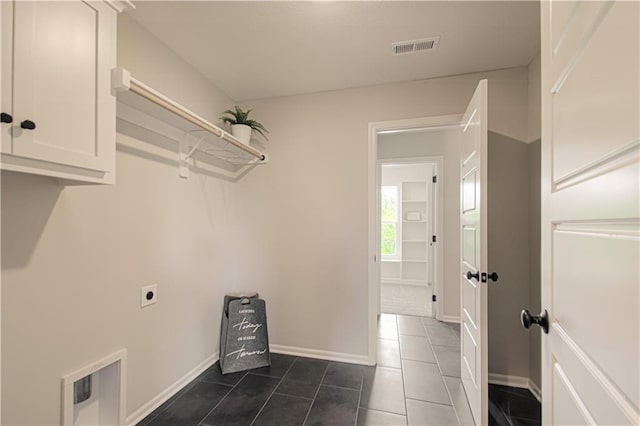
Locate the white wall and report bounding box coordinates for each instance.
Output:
[234,67,529,358]
[1,15,237,425]
[381,163,431,187]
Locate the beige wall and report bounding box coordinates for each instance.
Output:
[487,132,531,379]
[234,67,529,357]
[527,54,541,143]
[1,16,236,424]
[528,139,541,389]
[378,129,460,319]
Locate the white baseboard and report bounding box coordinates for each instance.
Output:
[441,315,460,323]
[528,378,541,402]
[270,344,369,365]
[488,373,541,402]
[126,353,218,426]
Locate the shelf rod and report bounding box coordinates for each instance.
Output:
[128,80,265,161]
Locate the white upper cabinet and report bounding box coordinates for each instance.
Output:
[1,0,121,184]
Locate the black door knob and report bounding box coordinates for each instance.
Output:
[20,120,36,130]
[466,271,480,281]
[521,309,549,334]
[1,112,12,123]
[487,272,499,282]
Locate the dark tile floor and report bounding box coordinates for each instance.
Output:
[488,384,541,426]
[138,314,538,426]
[139,353,369,426]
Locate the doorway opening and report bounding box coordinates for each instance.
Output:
[367,114,462,365]
[379,160,439,317]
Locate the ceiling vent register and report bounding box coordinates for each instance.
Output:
[392,37,440,55]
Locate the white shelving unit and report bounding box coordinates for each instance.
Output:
[401,181,429,283]
[381,180,431,286]
[111,67,269,180]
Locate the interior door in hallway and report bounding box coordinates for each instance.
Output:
[459,79,488,425]
[539,1,639,424]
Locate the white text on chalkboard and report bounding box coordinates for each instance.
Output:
[226,344,267,360]
[232,317,263,333]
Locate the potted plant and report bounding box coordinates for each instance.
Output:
[220,106,269,146]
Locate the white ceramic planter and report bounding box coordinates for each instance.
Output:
[231,124,252,145]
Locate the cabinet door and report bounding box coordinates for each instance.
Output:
[1,1,12,154]
[11,0,115,173]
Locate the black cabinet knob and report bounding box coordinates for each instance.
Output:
[466,271,480,281]
[20,120,36,130]
[521,309,549,334]
[1,112,12,124]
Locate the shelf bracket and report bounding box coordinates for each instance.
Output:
[178,139,190,179]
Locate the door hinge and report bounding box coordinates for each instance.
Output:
[374,255,377,262]
[432,295,437,302]
[432,235,437,243]
[432,175,437,183]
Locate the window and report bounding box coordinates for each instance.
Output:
[381,186,400,259]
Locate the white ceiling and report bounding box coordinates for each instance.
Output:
[127,1,540,101]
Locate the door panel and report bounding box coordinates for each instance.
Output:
[541,1,639,425]
[553,224,639,404]
[552,1,639,181]
[460,80,488,425]
[12,0,113,171]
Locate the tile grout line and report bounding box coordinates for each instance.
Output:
[442,378,466,426]
[301,362,331,426]
[197,371,249,426]
[405,397,454,408]
[322,382,366,392]
[397,316,411,421]
[353,373,364,426]
[249,356,299,426]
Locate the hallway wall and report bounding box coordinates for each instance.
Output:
[487,132,531,381]
[235,67,530,359]
[1,15,237,425]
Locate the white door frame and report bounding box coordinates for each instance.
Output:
[367,114,462,364]
[378,157,443,317]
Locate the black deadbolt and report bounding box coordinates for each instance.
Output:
[146,291,154,300]
[521,309,549,334]
[466,271,480,281]
[1,112,12,124]
[20,120,36,130]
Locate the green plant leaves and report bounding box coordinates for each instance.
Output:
[220,106,269,140]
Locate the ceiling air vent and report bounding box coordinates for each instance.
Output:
[392,37,440,55]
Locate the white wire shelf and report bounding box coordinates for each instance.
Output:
[111,67,268,179]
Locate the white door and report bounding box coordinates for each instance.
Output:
[460,80,488,425]
[540,1,639,425]
[11,0,114,171]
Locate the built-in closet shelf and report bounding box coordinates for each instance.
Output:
[111,67,268,180]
